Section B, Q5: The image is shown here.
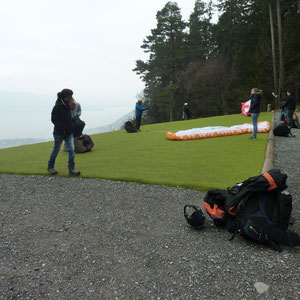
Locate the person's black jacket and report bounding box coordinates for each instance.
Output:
[280,99,287,109]
[249,93,261,114]
[282,95,296,111]
[51,99,74,136]
[183,106,190,115]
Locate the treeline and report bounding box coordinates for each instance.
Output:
[133,0,300,123]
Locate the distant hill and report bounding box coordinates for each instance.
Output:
[85,110,135,135]
[0,110,135,149]
[0,138,50,149]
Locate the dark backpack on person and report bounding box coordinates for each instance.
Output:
[74,134,94,153]
[72,116,86,137]
[124,121,138,133]
[203,169,300,251]
[273,122,293,137]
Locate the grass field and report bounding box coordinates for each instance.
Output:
[0,113,272,190]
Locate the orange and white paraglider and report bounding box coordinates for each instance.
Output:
[166,121,270,141]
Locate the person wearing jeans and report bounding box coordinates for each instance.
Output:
[251,113,259,138]
[47,88,80,176]
[48,134,75,171]
[249,88,261,139]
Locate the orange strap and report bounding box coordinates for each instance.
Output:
[228,204,237,216]
[204,202,224,218]
[263,172,277,191]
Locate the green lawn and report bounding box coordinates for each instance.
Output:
[0,113,272,190]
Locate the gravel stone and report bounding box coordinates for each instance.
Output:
[254,282,269,294]
[0,112,299,299]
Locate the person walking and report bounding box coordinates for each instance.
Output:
[249,88,261,140]
[47,88,81,176]
[135,98,148,131]
[281,90,296,128]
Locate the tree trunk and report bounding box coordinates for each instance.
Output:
[276,0,284,100]
[269,2,278,107]
[167,102,173,122]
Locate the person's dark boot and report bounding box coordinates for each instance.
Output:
[69,169,81,176]
[47,168,58,175]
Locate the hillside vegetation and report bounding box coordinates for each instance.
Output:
[0,113,272,190]
[134,1,299,124]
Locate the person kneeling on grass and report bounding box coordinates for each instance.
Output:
[47,88,81,176]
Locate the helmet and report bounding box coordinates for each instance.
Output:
[184,205,205,229]
[138,98,143,102]
[184,103,188,106]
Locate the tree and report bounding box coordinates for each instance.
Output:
[269,1,278,106]
[179,55,238,117]
[133,2,186,122]
[133,0,300,123]
[276,0,284,99]
[186,0,213,62]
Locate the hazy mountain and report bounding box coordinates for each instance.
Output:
[0,110,135,149]
[85,110,135,134]
[0,138,51,149]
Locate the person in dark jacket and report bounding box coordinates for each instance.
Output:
[281,90,296,128]
[249,87,261,139]
[47,89,80,176]
[135,98,148,131]
[182,103,190,120]
[279,97,287,121]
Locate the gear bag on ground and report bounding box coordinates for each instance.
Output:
[124,121,138,133]
[273,122,294,137]
[74,135,94,153]
[202,169,300,251]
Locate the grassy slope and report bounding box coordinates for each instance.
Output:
[0,113,272,190]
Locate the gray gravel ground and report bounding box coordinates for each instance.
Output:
[0,112,300,300]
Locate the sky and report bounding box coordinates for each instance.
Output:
[0,0,216,139]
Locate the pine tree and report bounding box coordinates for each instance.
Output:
[133,2,186,122]
[186,0,213,62]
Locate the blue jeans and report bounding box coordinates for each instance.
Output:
[280,109,286,121]
[47,134,75,171]
[251,113,259,138]
[286,109,294,127]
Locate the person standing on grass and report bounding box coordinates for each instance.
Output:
[135,98,148,131]
[47,88,81,176]
[249,87,261,140]
[281,90,296,128]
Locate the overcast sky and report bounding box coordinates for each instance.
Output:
[0,0,216,139]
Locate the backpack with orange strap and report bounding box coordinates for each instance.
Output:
[203,169,300,251]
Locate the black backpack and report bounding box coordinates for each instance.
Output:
[124,121,138,133]
[203,169,300,251]
[273,122,294,137]
[74,134,94,153]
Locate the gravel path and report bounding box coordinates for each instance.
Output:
[0,113,299,300]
